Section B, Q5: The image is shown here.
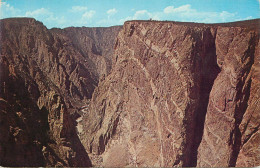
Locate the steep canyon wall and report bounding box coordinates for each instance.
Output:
[0,18,121,166]
[81,20,259,167]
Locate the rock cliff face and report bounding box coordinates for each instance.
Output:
[81,20,259,167]
[51,26,122,80]
[197,25,259,167]
[0,17,259,167]
[0,18,121,166]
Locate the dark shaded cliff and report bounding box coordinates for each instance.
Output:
[0,18,121,166]
[51,26,122,80]
[0,17,259,167]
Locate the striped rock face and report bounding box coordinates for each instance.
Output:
[80,20,259,167]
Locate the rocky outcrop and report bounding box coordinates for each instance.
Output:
[80,20,259,167]
[0,18,121,166]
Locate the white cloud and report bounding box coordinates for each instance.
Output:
[119,16,132,24]
[97,8,118,26]
[76,10,96,25]
[133,10,148,19]
[70,6,88,12]
[119,4,241,25]
[68,6,96,26]
[164,6,174,14]
[0,2,21,18]
[219,11,236,22]
[82,10,95,19]
[220,11,234,17]
[46,15,66,26]
[25,8,52,17]
[161,4,238,23]
[120,9,160,24]
[235,16,253,22]
[24,7,96,27]
[244,16,253,20]
[164,5,192,13]
[24,8,66,28]
[0,2,96,28]
[107,8,117,15]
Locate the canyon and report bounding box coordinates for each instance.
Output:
[0,18,259,167]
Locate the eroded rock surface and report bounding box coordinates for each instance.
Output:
[0,18,121,166]
[197,25,259,167]
[51,26,122,80]
[80,20,259,167]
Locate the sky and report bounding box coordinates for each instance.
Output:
[0,0,259,28]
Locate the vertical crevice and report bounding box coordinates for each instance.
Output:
[189,28,221,166]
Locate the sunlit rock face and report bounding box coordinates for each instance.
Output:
[0,17,259,167]
[80,20,259,167]
[197,26,260,167]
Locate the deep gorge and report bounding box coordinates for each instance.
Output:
[0,18,259,167]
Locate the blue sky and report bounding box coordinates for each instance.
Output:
[0,0,259,28]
